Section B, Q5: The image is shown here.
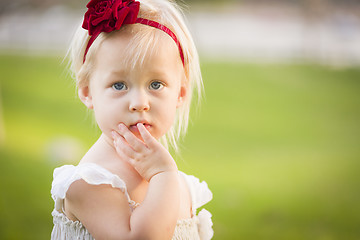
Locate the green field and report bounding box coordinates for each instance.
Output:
[1,54,360,239]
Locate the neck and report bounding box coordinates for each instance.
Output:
[80,133,128,169]
[80,133,148,192]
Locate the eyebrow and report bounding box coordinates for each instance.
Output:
[101,70,127,81]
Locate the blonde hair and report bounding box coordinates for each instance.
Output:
[67,0,203,151]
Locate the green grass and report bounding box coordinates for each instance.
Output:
[1,54,360,239]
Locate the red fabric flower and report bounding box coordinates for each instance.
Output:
[82,0,140,37]
[81,0,184,66]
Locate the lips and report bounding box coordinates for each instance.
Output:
[128,122,151,133]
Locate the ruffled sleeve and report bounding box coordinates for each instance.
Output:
[179,171,214,240]
[51,163,131,212]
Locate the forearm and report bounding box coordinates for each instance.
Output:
[129,171,180,239]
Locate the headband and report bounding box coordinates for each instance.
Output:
[82,0,184,65]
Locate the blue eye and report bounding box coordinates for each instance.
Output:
[150,81,164,90]
[112,82,127,91]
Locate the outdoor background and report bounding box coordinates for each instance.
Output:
[1,0,360,239]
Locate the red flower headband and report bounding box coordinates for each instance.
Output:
[82,0,184,65]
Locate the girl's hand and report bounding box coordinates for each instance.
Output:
[112,123,178,181]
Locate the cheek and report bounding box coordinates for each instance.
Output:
[93,106,112,132]
[154,97,178,127]
[92,98,124,133]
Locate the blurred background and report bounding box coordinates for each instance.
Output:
[1,0,360,239]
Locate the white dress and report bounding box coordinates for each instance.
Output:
[51,163,213,240]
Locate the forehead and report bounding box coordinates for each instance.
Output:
[94,26,183,74]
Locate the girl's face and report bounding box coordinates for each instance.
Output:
[79,31,186,142]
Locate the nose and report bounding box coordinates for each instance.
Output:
[129,90,150,112]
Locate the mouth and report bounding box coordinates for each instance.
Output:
[128,122,151,133]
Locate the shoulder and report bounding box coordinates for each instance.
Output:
[179,172,214,239]
[55,164,134,238]
[178,171,212,213]
[65,177,131,222]
[51,163,129,201]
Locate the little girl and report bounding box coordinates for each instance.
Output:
[50,0,213,239]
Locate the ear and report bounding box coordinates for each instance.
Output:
[176,83,188,108]
[78,86,93,109]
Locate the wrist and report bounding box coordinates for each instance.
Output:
[148,169,178,182]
